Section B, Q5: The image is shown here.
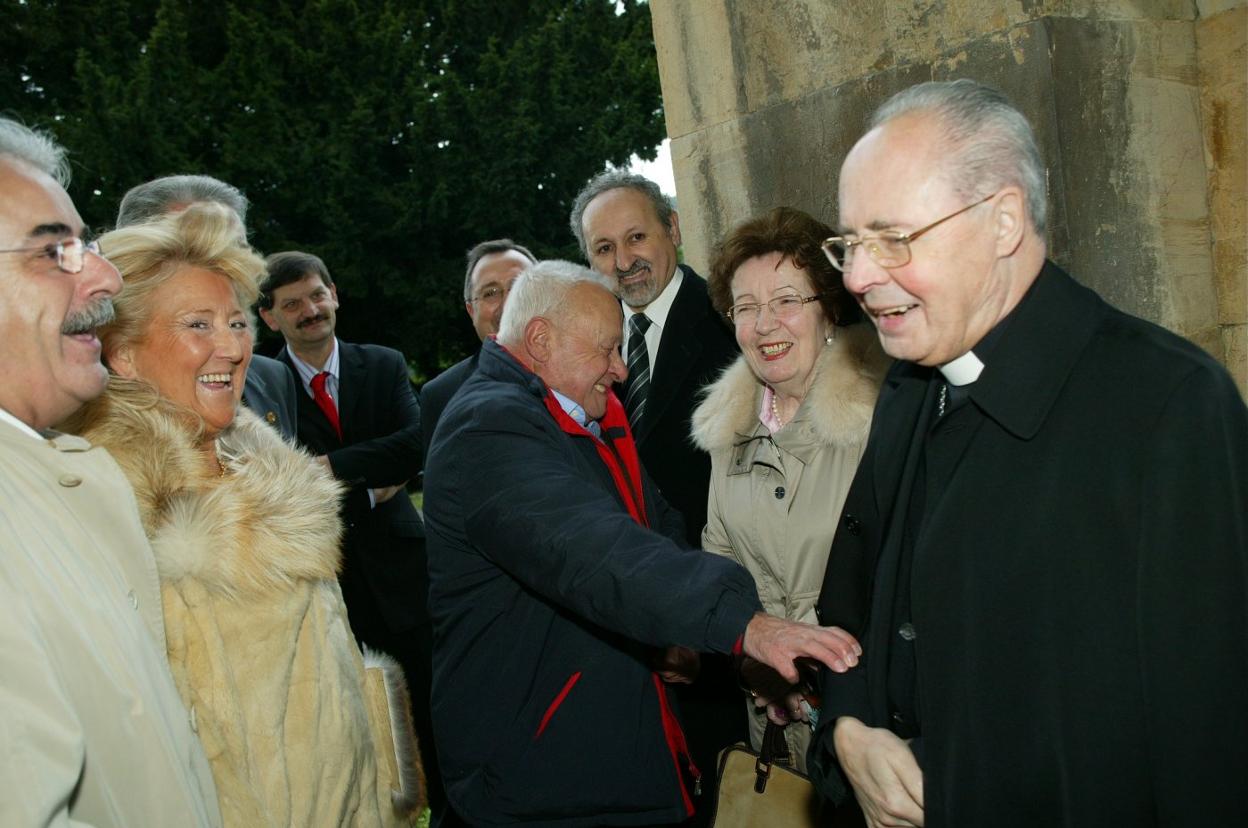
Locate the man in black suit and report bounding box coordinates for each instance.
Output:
[808,79,1247,828]
[420,238,534,456]
[570,171,737,548]
[114,174,298,438]
[571,171,741,824]
[258,251,445,818]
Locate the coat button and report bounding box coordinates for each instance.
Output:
[774,486,786,499]
[58,473,82,487]
[265,411,277,424]
[127,590,139,610]
[843,514,862,535]
[898,622,916,641]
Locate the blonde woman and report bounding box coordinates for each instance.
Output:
[71,203,417,826]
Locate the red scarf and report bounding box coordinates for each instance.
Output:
[539,385,700,815]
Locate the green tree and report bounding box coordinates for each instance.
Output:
[1,0,664,378]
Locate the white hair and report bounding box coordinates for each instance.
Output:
[496,259,615,346]
[0,117,70,186]
[871,79,1048,234]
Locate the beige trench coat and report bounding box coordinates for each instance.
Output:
[692,324,887,770]
[0,418,222,827]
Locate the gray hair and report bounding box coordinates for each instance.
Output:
[870,79,1047,233]
[463,238,537,301]
[116,174,249,229]
[568,170,674,260]
[497,259,615,346]
[0,117,70,186]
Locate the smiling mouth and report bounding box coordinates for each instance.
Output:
[198,373,233,388]
[869,304,919,318]
[759,342,792,358]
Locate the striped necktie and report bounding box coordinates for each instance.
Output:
[624,313,652,431]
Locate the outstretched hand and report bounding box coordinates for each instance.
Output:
[741,612,861,684]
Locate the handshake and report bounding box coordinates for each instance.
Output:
[656,611,862,725]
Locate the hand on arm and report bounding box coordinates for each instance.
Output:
[741,612,860,684]
[834,717,924,828]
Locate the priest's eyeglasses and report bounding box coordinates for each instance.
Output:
[0,237,101,274]
[725,293,822,326]
[821,192,997,272]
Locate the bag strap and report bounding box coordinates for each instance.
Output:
[754,720,794,793]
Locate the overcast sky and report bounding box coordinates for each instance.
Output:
[624,138,675,196]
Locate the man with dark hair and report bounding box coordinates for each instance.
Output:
[570,171,742,821]
[810,79,1247,828]
[258,250,445,818]
[421,237,535,455]
[0,117,220,825]
[114,173,298,439]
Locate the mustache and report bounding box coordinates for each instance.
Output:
[297,313,329,329]
[61,298,115,335]
[615,259,652,280]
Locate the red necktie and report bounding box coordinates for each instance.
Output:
[310,371,342,440]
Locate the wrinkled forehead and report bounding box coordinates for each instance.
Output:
[837,116,952,230]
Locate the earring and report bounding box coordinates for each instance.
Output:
[825,327,835,345]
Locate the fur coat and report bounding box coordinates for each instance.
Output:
[80,391,418,827]
[691,323,888,769]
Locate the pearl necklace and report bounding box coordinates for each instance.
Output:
[770,391,788,427]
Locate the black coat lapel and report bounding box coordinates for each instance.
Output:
[636,267,704,443]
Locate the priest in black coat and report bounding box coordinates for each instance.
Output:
[808,79,1247,828]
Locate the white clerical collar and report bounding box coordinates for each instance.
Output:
[939,350,985,386]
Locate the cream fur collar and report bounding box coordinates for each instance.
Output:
[82,396,345,599]
[691,322,890,453]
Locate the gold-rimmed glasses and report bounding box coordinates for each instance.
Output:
[821,192,997,272]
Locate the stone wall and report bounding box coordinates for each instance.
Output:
[651,0,1247,395]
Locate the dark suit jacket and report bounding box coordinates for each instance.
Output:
[419,351,479,459]
[279,341,429,634]
[809,262,1248,826]
[242,353,298,440]
[616,265,738,548]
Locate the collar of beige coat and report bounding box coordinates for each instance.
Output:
[690,322,889,453]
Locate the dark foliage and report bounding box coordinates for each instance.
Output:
[1,0,664,378]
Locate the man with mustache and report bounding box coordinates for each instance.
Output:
[570,172,740,825]
[0,117,221,825]
[258,250,444,818]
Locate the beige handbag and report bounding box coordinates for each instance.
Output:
[709,721,825,827]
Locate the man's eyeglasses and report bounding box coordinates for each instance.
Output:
[725,293,823,325]
[821,192,997,272]
[471,284,511,305]
[0,237,101,274]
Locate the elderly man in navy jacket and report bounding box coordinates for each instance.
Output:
[425,259,862,827]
